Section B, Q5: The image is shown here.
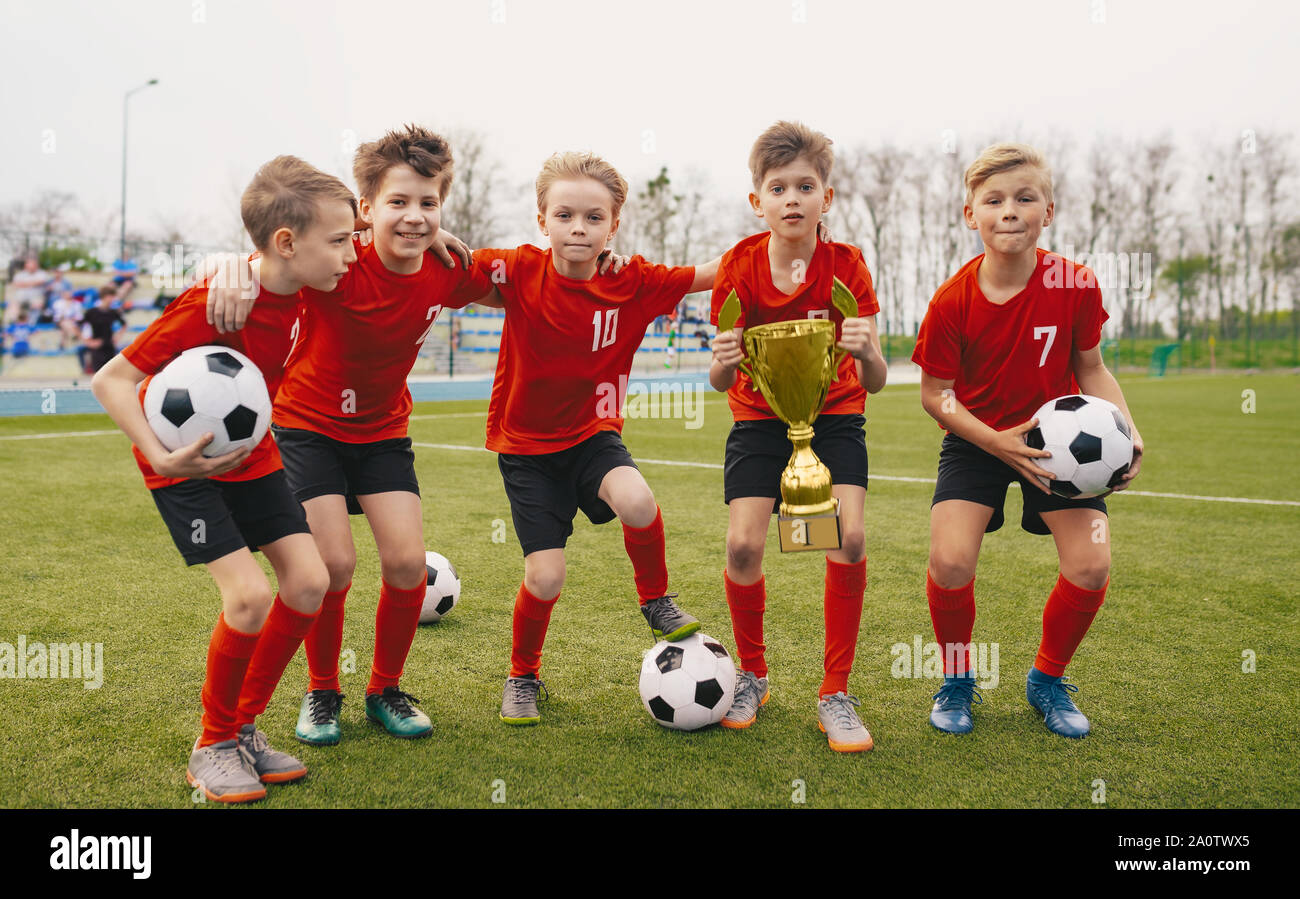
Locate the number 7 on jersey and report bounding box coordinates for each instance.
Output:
[1033,325,1056,367]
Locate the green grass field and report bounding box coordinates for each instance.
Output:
[1,372,1297,809]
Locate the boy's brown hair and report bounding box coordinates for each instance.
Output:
[748,121,834,191]
[964,143,1054,207]
[241,155,358,251]
[535,151,629,218]
[353,124,455,203]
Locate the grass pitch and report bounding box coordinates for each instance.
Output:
[0,372,1296,808]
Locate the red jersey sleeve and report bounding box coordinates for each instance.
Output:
[444,255,495,309]
[122,286,220,374]
[1073,277,1108,352]
[472,247,518,307]
[843,247,880,317]
[709,248,740,327]
[912,292,963,381]
[632,258,695,318]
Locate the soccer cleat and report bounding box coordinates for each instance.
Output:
[186,738,267,804]
[295,689,344,746]
[930,673,982,734]
[500,674,548,726]
[816,692,874,752]
[1026,669,1090,738]
[720,671,770,730]
[640,593,700,642]
[237,724,307,783]
[364,687,433,738]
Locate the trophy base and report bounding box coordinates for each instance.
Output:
[776,501,842,553]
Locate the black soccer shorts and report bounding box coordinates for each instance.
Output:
[272,425,420,515]
[931,432,1108,535]
[497,430,638,556]
[151,469,311,566]
[723,413,869,505]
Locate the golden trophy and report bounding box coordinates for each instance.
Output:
[718,278,859,552]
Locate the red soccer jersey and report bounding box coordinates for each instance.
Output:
[710,233,880,421]
[475,245,695,454]
[911,248,1109,432]
[273,242,492,442]
[122,282,302,490]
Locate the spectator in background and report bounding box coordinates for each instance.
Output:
[41,268,74,322]
[51,288,84,350]
[6,310,34,358]
[81,284,126,373]
[8,255,49,324]
[111,256,140,308]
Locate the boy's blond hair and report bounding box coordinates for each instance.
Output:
[353,124,454,203]
[535,152,628,217]
[748,121,834,191]
[964,143,1054,207]
[241,155,358,251]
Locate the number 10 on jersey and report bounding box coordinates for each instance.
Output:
[592,309,618,351]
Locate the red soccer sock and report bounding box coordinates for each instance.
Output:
[724,568,767,678]
[1034,574,1108,677]
[820,557,866,698]
[510,583,558,678]
[368,579,426,695]
[235,596,320,728]
[927,569,976,676]
[622,506,669,604]
[199,614,261,747]
[304,583,350,693]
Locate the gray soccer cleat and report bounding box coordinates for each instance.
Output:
[721,671,770,729]
[237,724,307,783]
[500,674,548,725]
[816,692,874,752]
[640,593,701,642]
[186,738,267,803]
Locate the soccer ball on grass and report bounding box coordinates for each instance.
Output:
[419,551,461,623]
[639,633,736,731]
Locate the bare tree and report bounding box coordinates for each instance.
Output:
[28,190,80,241]
[1131,137,1178,337]
[838,145,909,335]
[444,130,506,249]
[1198,140,1236,338]
[1253,132,1294,336]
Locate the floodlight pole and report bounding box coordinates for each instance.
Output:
[119,79,159,263]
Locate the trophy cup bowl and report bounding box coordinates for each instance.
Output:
[741,319,843,550]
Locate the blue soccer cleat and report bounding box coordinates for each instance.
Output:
[930,673,982,734]
[1026,668,1090,738]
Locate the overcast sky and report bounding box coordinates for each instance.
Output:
[6,0,1299,248]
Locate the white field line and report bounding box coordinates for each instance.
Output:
[0,431,1292,508]
[410,442,1300,507]
[0,429,121,441]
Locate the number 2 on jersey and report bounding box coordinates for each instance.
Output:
[592,308,618,351]
[1033,325,1057,367]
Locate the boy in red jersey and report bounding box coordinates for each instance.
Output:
[92,156,356,802]
[709,121,887,753]
[912,143,1144,738]
[260,125,500,743]
[476,151,720,726]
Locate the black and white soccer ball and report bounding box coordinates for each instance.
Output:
[419,550,461,624]
[639,633,736,731]
[142,345,271,457]
[1025,394,1134,499]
